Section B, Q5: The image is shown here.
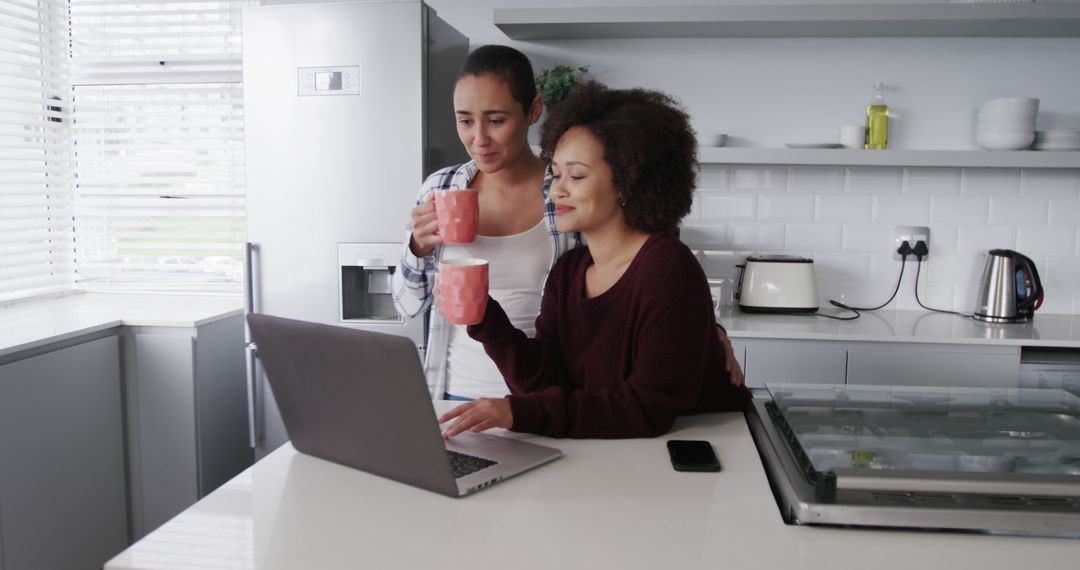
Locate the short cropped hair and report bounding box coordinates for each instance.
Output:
[539,81,697,234]
[458,45,537,115]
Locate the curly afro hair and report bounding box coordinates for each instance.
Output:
[539,81,697,234]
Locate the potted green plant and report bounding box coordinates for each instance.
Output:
[534,64,590,106]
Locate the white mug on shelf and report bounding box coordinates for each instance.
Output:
[840,125,866,149]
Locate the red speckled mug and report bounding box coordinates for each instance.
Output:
[435,189,479,244]
[438,258,489,325]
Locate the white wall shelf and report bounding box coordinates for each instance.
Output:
[696,147,1080,169]
[495,4,1080,40]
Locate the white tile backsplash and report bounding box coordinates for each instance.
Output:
[843,224,893,252]
[929,225,959,254]
[1037,288,1073,315]
[731,166,787,193]
[679,224,728,247]
[908,281,961,313]
[957,226,1017,253]
[759,194,814,221]
[931,196,989,225]
[961,169,1022,196]
[698,165,729,191]
[845,167,903,195]
[1020,169,1080,197]
[1048,198,1080,227]
[681,165,1080,314]
[872,195,931,224]
[1043,257,1080,287]
[815,195,872,223]
[811,251,871,281]
[687,196,702,220]
[730,222,785,250]
[868,251,905,282]
[788,166,845,194]
[904,168,961,195]
[785,223,841,250]
[924,253,983,285]
[701,194,756,220]
[988,196,1049,226]
[1017,227,1079,257]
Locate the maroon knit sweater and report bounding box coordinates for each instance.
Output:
[467,232,751,438]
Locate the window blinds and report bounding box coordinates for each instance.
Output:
[0,0,74,302]
[70,0,253,293]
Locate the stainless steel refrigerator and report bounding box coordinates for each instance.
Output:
[242,1,468,459]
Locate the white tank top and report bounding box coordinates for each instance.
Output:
[442,218,553,399]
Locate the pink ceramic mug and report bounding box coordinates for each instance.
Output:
[438,259,489,325]
[434,189,479,244]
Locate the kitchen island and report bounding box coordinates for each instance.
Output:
[105,401,1078,570]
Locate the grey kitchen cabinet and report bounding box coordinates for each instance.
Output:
[730,337,1024,389]
[123,313,252,539]
[0,335,128,570]
[740,339,847,387]
[846,342,1020,388]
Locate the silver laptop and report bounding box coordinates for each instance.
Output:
[247,313,562,497]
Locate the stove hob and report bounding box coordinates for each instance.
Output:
[746,384,1080,537]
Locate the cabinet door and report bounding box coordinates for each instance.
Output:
[846,343,1020,388]
[131,332,198,538]
[728,338,748,378]
[193,315,252,496]
[0,336,128,570]
[743,339,846,387]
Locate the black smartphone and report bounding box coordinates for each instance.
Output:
[666,440,721,472]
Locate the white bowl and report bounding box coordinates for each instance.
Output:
[978,112,1037,122]
[978,119,1035,129]
[977,123,1035,133]
[977,131,1035,150]
[978,97,1039,115]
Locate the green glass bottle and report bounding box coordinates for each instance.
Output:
[865,82,889,150]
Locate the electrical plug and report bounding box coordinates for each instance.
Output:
[896,240,913,258]
[913,240,929,259]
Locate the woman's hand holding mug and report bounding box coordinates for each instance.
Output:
[409,193,441,257]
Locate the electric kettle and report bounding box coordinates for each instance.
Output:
[973,249,1044,323]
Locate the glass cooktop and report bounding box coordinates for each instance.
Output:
[766,384,1080,477]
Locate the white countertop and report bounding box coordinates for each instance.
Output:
[719,307,1080,348]
[106,402,1078,570]
[0,292,244,359]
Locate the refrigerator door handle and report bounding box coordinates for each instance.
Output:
[245,342,260,448]
[244,241,260,448]
[244,241,258,315]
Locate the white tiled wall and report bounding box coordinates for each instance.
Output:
[684,166,1080,315]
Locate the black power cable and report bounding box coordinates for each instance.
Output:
[810,240,914,321]
[912,240,974,318]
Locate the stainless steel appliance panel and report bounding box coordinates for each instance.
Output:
[242,2,467,458]
[747,384,1080,537]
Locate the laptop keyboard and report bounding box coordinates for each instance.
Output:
[448,450,497,479]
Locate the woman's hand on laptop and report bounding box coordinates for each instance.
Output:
[439,398,513,439]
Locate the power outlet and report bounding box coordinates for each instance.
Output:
[894,225,930,261]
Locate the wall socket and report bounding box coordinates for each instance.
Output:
[894,225,930,260]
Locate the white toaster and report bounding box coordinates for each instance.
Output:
[736,255,818,313]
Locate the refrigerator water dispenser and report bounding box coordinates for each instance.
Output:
[339,243,403,323]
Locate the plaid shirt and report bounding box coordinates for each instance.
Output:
[391,160,583,399]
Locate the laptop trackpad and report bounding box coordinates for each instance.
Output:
[445,432,563,495]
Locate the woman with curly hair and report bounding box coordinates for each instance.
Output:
[394,46,743,403]
[439,81,752,439]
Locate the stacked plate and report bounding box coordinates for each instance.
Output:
[1032,130,1080,151]
[976,97,1038,150]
